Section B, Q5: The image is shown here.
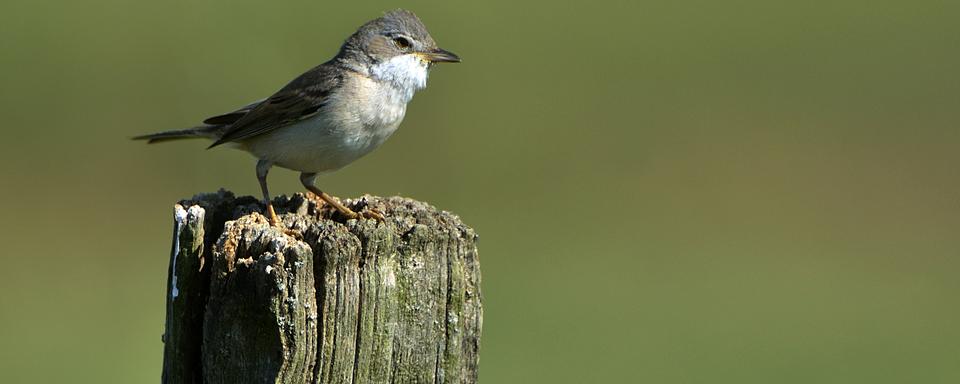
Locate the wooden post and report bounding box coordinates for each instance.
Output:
[161,190,482,384]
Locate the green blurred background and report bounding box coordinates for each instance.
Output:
[1,0,959,382]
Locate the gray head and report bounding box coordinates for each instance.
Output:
[337,9,460,67]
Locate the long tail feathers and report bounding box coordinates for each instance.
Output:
[131,126,218,144]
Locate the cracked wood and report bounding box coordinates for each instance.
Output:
[161,190,482,384]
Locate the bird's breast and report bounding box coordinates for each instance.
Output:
[242,76,410,173]
[351,75,410,130]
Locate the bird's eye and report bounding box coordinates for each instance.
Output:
[393,36,412,49]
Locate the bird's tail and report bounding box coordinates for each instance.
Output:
[131,126,221,144]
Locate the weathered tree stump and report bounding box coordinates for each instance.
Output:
[162,190,482,384]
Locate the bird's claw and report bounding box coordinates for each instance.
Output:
[266,204,302,238]
[361,209,386,222]
[269,217,303,239]
[267,204,281,226]
[345,208,385,222]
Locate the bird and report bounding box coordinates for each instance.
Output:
[133,9,460,227]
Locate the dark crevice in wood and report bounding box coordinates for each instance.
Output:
[328,268,342,384]
[311,230,327,384]
[351,247,366,384]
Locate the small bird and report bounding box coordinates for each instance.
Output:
[134,9,459,226]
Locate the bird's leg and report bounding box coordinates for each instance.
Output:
[257,160,282,227]
[299,172,384,221]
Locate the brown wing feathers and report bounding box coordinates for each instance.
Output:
[207,65,340,148]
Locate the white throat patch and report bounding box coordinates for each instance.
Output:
[369,54,429,102]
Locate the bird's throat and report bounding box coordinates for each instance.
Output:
[368,54,429,102]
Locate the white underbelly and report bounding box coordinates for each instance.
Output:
[241,113,402,173]
[239,73,416,173]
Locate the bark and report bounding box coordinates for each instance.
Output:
[161,190,482,384]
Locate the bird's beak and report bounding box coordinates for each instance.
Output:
[419,48,461,63]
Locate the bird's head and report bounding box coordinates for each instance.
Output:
[338,10,460,92]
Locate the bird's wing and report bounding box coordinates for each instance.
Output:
[208,64,342,148]
[202,98,265,126]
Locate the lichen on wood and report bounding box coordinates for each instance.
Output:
[161,190,482,384]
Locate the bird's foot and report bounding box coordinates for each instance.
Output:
[266,204,302,238]
[267,204,282,226]
[335,203,385,222]
[348,208,385,222]
[304,190,384,222]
